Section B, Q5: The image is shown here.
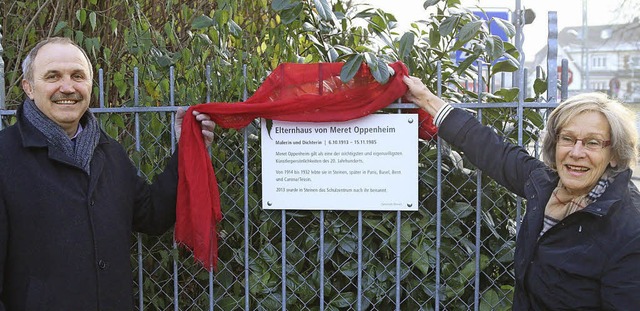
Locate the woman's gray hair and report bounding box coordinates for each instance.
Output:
[542,92,638,173]
[22,37,93,83]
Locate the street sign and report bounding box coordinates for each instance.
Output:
[455,9,511,65]
[558,66,573,86]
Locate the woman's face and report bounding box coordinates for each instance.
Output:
[555,111,617,196]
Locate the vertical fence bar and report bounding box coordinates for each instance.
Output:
[547,12,559,103]
[244,92,254,311]
[536,67,542,80]
[514,0,525,234]
[0,25,5,110]
[513,0,524,89]
[133,67,144,311]
[207,64,215,311]
[206,65,212,111]
[243,65,251,311]
[1,28,10,127]
[99,69,104,108]
[473,61,484,311]
[435,61,443,311]
[396,204,401,310]
[493,73,497,93]
[357,210,363,311]
[523,68,529,100]
[281,209,287,311]
[169,66,180,311]
[388,88,406,311]
[515,5,528,276]
[561,59,569,101]
[319,65,326,311]
[320,209,325,311]
[395,98,403,311]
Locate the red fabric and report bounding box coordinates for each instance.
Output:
[176,61,437,271]
[415,109,438,140]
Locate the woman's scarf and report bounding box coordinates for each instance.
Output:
[541,171,615,236]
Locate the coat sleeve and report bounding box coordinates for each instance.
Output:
[600,234,640,309]
[131,150,179,235]
[437,108,545,197]
[0,174,7,311]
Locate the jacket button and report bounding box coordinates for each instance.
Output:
[90,200,95,206]
[98,260,108,270]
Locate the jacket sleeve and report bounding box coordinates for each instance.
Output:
[600,234,640,309]
[131,150,179,235]
[0,175,7,311]
[437,108,545,197]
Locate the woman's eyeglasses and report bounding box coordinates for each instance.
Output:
[556,134,611,151]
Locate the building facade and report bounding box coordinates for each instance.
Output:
[529,21,640,102]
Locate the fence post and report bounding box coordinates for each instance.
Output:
[547,12,558,103]
[1,24,5,109]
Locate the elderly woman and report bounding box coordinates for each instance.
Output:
[403,76,640,310]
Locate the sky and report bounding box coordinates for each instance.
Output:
[355,0,628,58]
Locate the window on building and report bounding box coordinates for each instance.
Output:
[592,56,607,69]
[630,56,640,69]
[590,81,607,90]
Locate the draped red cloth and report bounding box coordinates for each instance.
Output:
[176,61,437,271]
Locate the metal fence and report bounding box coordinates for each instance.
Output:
[0,11,567,311]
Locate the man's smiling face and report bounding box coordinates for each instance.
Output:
[22,42,93,137]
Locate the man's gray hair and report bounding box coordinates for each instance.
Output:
[22,37,94,83]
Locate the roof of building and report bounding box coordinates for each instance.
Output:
[558,21,640,51]
[526,21,640,71]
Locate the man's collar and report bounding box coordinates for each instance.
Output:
[71,123,84,140]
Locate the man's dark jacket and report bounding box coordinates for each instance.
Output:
[0,105,178,310]
[439,108,640,310]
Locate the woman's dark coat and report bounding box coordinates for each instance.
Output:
[0,106,178,310]
[439,108,640,310]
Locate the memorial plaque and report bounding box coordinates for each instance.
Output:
[261,114,418,210]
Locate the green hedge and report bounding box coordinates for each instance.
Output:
[2,0,546,309]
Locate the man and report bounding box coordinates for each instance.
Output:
[0,37,215,310]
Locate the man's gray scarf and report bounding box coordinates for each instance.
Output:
[22,98,100,174]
